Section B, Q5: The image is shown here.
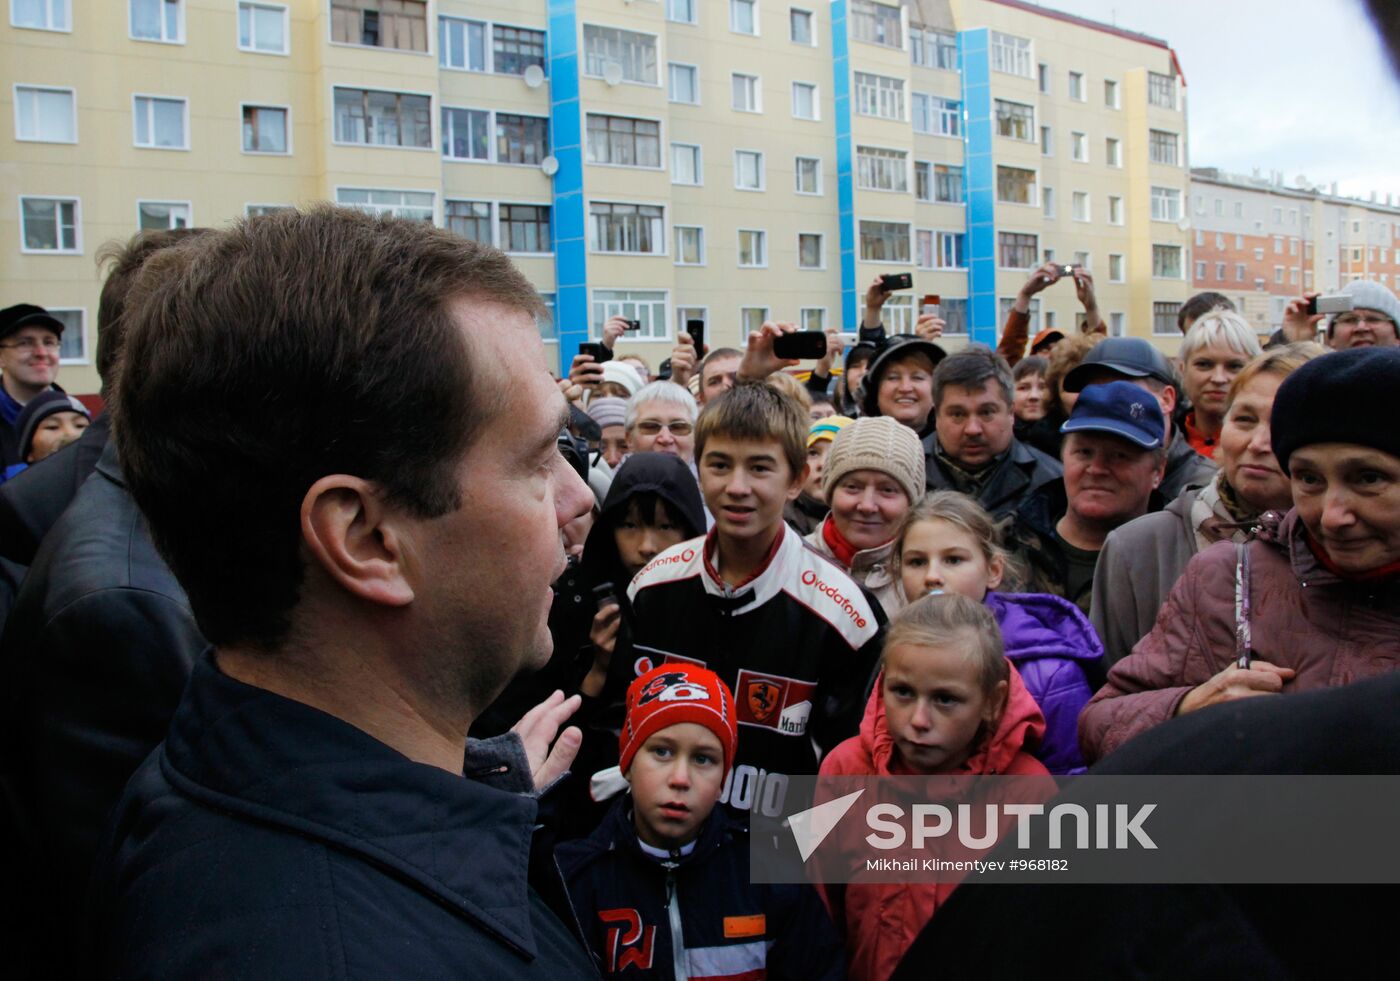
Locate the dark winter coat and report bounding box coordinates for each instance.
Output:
[558,795,844,981]
[922,436,1063,522]
[83,652,599,980]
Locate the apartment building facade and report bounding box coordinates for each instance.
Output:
[4,0,1191,395]
[1188,167,1400,336]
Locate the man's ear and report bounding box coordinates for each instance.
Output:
[1160,384,1178,416]
[300,475,415,608]
[788,461,811,501]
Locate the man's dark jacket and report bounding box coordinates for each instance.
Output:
[0,411,109,566]
[1159,428,1217,502]
[0,438,204,965]
[84,652,599,980]
[922,435,1062,521]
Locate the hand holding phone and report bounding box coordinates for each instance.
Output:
[578,341,612,365]
[879,272,913,291]
[772,331,830,360]
[685,318,707,352]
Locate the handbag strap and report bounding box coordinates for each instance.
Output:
[1234,541,1253,669]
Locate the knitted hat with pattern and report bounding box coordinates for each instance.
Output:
[620,664,738,780]
[821,414,926,503]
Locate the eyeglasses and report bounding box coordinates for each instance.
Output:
[0,336,61,352]
[635,420,693,436]
[1333,313,1395,328]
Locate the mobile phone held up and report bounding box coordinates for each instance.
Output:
[880,272,913,291]
[579,341,612,364]
[622,319,642,331]
[686,318,706,351]
[922,294,941,317]
[1306,294,1354,316]
[773,331,829,360]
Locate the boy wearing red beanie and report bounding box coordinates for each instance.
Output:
[557,664,844,981]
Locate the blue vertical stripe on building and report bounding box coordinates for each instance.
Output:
[830,1,857,330]
[958,29,997,346]
[548,0,587,374]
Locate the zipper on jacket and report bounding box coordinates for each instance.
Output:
[664,864,688,981]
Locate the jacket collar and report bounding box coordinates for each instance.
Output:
[811,514,897,588]
[700,523,794,613]
[162,651,546,959]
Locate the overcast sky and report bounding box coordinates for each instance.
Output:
[1027,0,1400,201]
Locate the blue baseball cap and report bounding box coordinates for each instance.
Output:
[1060,380,1165,449]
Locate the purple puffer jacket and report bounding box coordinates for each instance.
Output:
[985,592,1101,774]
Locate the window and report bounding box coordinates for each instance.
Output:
[12,0,69,30]
[1104,78,1119,108]
[445,199,492,243]
[851,0,902,48]
[1196,261,1207,280]
[1150,186,1182,222]
[1215,261,1226,280]
[1149,129,1178,166]
[334,88,432,149]
[330,1,428,52]
[999,232,1037,269]
[996,165,1035,205]
[1195,229,1204,246]
[1037,62,1050,93]
[911,27,956,69]
[1153,301,1177,335]
[734,149,764,190]
[1235,202,1244,219]
[587,114,660,167]
[1290,238,1298,255]
[935,164,963,203]
[1254,247,1265,261]
[1148,71,1176,108]
[669,63,699,104]
[1105,137,1121,167]
[990,31,1032,77]
[1109,312,1125,337]
[1271,265,1283,284]
[800,308,826,331]
[1236,234,1244,249]
[130,0,182,43]
[492,25,546,75]
[882,296,914,333]
[731,73,761,112]
[994,100,1034,141]
[859,220,910,262]
[669,0,697,25]
[1109,253,1125,282]
[1152,244,1183,279]
[1040,126,1052,155]
[792,82,818,120]
[594,290,668,340]
[914,161,931,202]
[1214,198,1223,217]
[1072,191,1090,222]
[1073,251,1090,270]
[731,0,758,35]
[1236,263,1246,282]
[999,298,1041,334]
[441,106,489,160]
[1273,235,1284,255]
[856,146,907,192]
[583,25,658,85]
[1071,132,1087,162]
[1108,195,1123,225]
[239,2,287,53]
[915,229,934,269]
[498,204,550,253]
[439,17,486,70]
[137,200,191,230]
[936,231,966,269]
[1067,70,1084,101]
[1271,206,1282,224]
[674,225,704,265]
[795,156,821,194]
[1215,233,1224,248]
[336,187,434,221]
[740,307,769,336]
[132,95,187,149]
[590,201,665,254]
[676,307,707,339]
[941,298,968,334]
[1042,186,1055,217]
[495,113,548,164]
[855,73,905,121]
[42,309,84,361]
[246,203,293,218]
[13,85,75,143]
[790,8,814,44]
[914,95,961,136]
[241,105,288,153]
[798,233,823,269]
[18,196,79,253]
[671,142,702,184]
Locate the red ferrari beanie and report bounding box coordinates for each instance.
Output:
[619,664,738,779]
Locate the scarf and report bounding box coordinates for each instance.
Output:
[821,516,860,569]
[1190,472,1258,551]
[1305,529,1400,584]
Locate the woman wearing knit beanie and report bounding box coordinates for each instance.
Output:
[1080,346,1400,764]
[805,415,926,616]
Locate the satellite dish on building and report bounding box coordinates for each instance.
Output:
[603,62,624,87]
[541,155,560,177]
[523,64,545,89]
[1176,218,1191,232]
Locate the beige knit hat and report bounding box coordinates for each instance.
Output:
[822,415,926,503]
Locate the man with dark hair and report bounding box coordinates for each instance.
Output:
[924,346,1061,521]
[1177,291,1235,333]
[79,208,595,979]
[0,229,208,566]
[1060,337,1216,501]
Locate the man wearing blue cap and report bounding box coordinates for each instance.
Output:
[1008,380,1168,614]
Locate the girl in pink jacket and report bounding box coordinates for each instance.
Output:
[819,593,1049,981]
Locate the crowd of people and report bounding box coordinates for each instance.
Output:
[0,205,1397,980]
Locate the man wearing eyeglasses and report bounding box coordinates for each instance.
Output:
[0,304,66,470]
[1281,280,1400,350]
